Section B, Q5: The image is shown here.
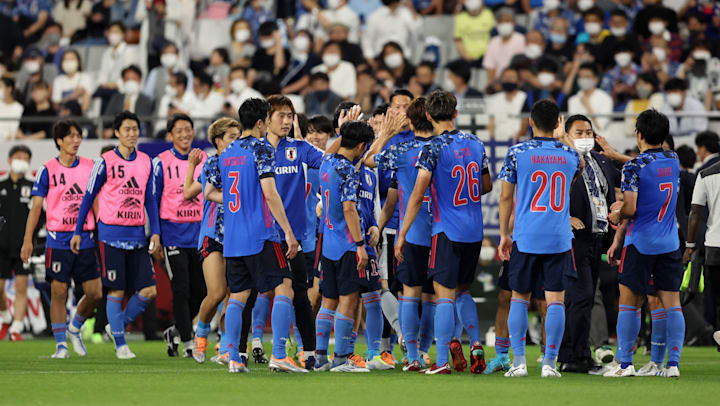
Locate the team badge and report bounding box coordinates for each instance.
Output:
[365,173,373,186]
[21,186,31,197]
[286,147,297,161]
[107,270,117,281]
[52,262,62,273]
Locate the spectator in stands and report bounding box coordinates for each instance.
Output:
[1,0,53,44]
[634,0,679,39]
[312,41,357,99]
[83,0,116,42]
[643,13,682,62]
[532,0,577,39]
[355,69,384,113]
[409,61,440,97]
[52,49,94,113]
[135,0,196,73]
[39,23,67,72]
[487,67,527,141]
[348,0,382,22]
[523,58,568,112]
[205,48,231,91]
[624,72,663,136]
[662,78,709,141]
[303,72,343,117]
[568,62,613,132]
[445,59,483,107]
[228,19,256,68]
[96,22,139,95]
[297,0,360,44]
[252,21,289,79]
[328,23,365,68]
[600,43,641,112]
[155,72,196,137]
[522,30,553,69]
[598,9,642,70]
[482,7,526,85]
[15,47,58,106]
[363,0,421,62]
[677,41,720,111]
[143,42,193,104]
[17,80,54,139]
[377,41,414,88]
[104,65,153,138]
[238,0,271,37]
[453,0,495,67]
[686,12,719,51]
[0,12,23,63]
[280,30,320,95]
[0,78,23,140]
[577,7,607,61]
[226,66,263,110]
[641,37,679,85]
[546,16,574,65]
[192,71,224,124]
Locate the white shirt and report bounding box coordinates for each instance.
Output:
[323,5,361,43]
[156,91,198,132]
[691,162,720,248]
[660,94,709,142]
[97,42,139,86]
[312,61,357,99]
[194,91,225,120]
[0,100,24,140]
[52,72,94,104]
[226,87,263,111]
[486,91,527,141]
[568,88,614,132]
[363,5,420,59]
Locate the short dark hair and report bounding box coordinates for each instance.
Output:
[310,72,330,83]
[578,62,598,77]
[258,21,278,37]
[8,144,31,159]
[406,97,433,133]
[389,89,414,105]
[426,90,457,122]
[266,94,295,115]
[446,59,471,84]
[333,101,359,131]
[31,80,49,90]
[665,133,675,151]
[167,113,194,133]
[212,47,230,64]
[1,77,15,91]
[638,72,659,90]
[583,6,604,20]
[339,121,374,149]
[695,130,720,153]
[675,145,697,169]
[173,72,188,89]
[230,65,248,76]
[108,21,127,33]
[564,114,593,133]
[63,49,83,71]
[417,61,435,73]
[162,42,178,54]
[321,40,341,54]
[52,119,82,150]
[665,78,687,92]
[373,103,389,117]
[238,98,271,130]
[308,115,333,135]
[635,109,669,146]
[537,57,559,73]
[113,111,141,131]
[610,9,628,19]
[121,64,142,79]
[195,71,213,87]
[530,99,560,133]
[614,41,634,54]
[101,145,115,154]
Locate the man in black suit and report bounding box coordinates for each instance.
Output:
[103,65,153,138]
[558,115,620,373]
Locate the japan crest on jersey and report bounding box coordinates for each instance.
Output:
[286,147,297,161]
[365,173,373,186]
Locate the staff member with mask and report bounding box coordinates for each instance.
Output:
[0,145,35,341]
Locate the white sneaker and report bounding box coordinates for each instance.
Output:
[713,330,720,347]
[589,360,618,376]
[541,365,561,378]
[504,364,528,377]
[66,329,87,357]
[51,346,70,359]
[115,345,136,360]
[635,361,661,376]
[603,363,635,377]
[330,359,370,373]
[659,366,680,378]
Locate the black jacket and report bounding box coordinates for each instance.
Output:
[569,151,620,241]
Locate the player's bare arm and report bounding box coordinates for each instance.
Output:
[20,196,44,263]
[342,200,368,270]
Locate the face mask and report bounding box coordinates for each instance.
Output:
[584,22,601,36]
[652,47,667,62]
[525,44,543,59]
[25,60,40,74]
[165,84,178,97]
[538,72,555,87]
[636,85,652,99]
[578,77,596,91]
[161,53,178,68]
[610,26,627,37]
[384,53,404,69]
[46,33,61,45]
[327,0,342,9]
[544,0,560,11]
[231,78,247,93]
[549,33,567,44]
[464,0,483,11]
[667,93,683,108]
[260,38,276,49]
[293,36,310,53]
[577,0,593,11]
[574,138,595,154]
[693,51,711,61]
[648,21,665,35]
[124,80,140,95]
[10,159,29,174]
[323,53,341,67]
[501,82,518,92]
[479,246,496,262]
[108,32,123,46]
[614,52,632,67]
[62,59,78,74]
[497,22,514,37]
[234,29,251,43]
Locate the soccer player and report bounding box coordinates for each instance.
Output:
[207,97,304,373]
[71,111,162,360]
[497,100,583,378]
[153,113,207,358]
[20,120,102,358]
[395,90,493,375]
[605,109,684,378]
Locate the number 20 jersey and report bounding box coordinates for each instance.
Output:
[498,137,581,254]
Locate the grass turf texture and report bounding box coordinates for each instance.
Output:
[2,340,720,405]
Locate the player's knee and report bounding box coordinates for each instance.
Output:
[498,289,512,308]
[139,286,157,300]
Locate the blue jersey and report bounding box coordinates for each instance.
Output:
[302,168,321,253]
[417,130,489,243]
[319,154,360,261]
[197,155,223,249]
[621,148,680,255]
[358,165,378,258]
[378,129,415,230]
[209,136,277,257]
[375,136,432,247]
[498,137,581,254]
[265,137,324,242]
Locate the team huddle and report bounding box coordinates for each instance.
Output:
[20,88,686,378]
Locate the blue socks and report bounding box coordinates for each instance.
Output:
[435,298,455,366]
[456,290,481,344]
[400,295,421,361]
[291,309,303,350]
[196,320,211,339]
[419,300,435,353]
[123,294,151,326]
[495,336,510,356]
[252,293,271,341]
[508,298,529,367]
[543,301,565,368]
[315,306,335,355]
[616,305,640,368]
[69,313,86,332]
[453,302,463,339]
[107,296,127,348]
[225,299,245,362]
[271,295,293,359]
[363,292,383,356]
[666,306,685,367]
[52,323,67,346]
[650,308,667,365]
[334,312,354,357]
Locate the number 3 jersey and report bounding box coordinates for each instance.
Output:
[416,129,490,244]
[498,137,581,254]
[620,148,680,255]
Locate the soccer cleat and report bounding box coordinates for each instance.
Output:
[193,337,207,363]
[603,363,636,377]
[367,355,395,370]
[403,359,423,372]
[183,348,193,358]
[66,329,87,357]
[541,365,562,378]
[424,363,451,375]
[269,356,309,373]
[504,364,528,377]
[304,355,316,371]
[594,345,615,364]
[469,342,486,374]
[314,357,331,371]
[9,332,23,341]
[420,351,431,367]
[589,360,618,376]
[449,338,467,372]
[330,359,370,372]
[380,350,396,366]
[297,350,305,368]
[483,355,511,374]
[115,345,136,360]
[51,345,70,359]
[162,326,180,357]
[348,353,367,369]
[211,352,229,365]
[713,330,720,347]
[635,361,662,376]
[0,323,9,340]
[228,360,250,373]
[659,366,679,378]
[252,340,269,364]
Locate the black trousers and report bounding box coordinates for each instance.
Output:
[239,290,258,353]
[166,247,206,342]
[559,234,603,363]
[285,242,316,351]
[382,233,396,340]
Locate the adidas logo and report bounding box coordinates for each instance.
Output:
[120,177,142,195]
[61,183,84,201]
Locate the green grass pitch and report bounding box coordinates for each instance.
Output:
[2,340,720,405]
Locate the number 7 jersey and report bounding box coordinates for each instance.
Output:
[498,137,581,254]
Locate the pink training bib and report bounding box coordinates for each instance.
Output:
[158,149,206,223]
[45,157,96,232]
[97,149,151,226]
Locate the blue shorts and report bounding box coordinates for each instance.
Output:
[619,244,683,295]
[397,242,430,288]
[507,242,577,294]
[45,247,100,285]
[429,233,481,290]
[499,259,544,298]
[199,236,223,260]
[226,241,291,294]
[98,242,156,292]
[320,253,381,299]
